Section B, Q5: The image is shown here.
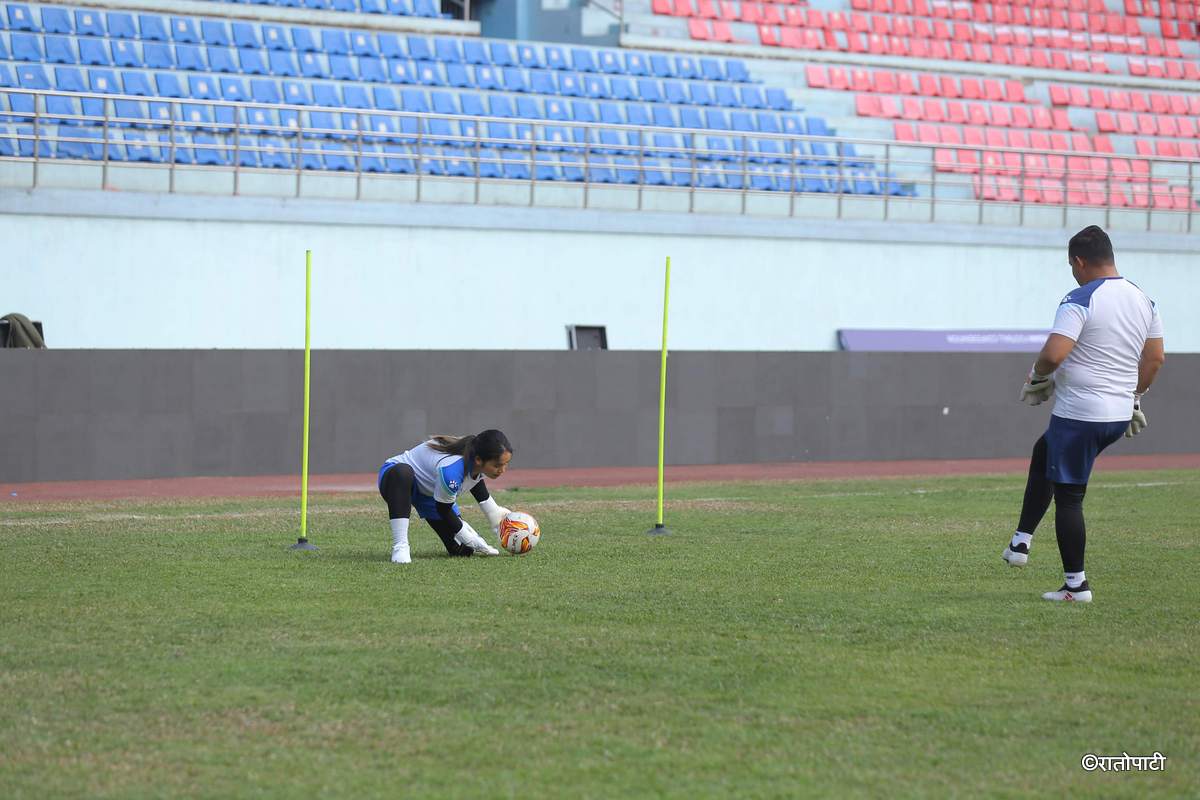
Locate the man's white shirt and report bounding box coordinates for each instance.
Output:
[1050,276,1163,422]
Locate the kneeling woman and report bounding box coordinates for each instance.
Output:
[377,429,513,563]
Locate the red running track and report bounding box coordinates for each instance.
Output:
[3,454,1199,503]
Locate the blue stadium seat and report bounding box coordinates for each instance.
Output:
[570,48,596,73]
[663,81,687,105]
[675,56,699,80]
[730,111,755,133]
[154,71,183,97]
[6,4,36,31]
[332,0,356,12]
[597,50,622,75]
[649,55,673,78]
[756,112,781,135]
[188,74,218,99]
[501,68,530,94]
[139,15,168,42]
[434,38,461,63]
[583,75,607,99]
[10,32,42,61]
[17,64,51,89]
[378,33,403,58]
[42,7,73,34]
[343,84,370,108]
[488,94,515,118]
[529,70,555,95]
[299,52,327,78]
[515,95,539,118]
[0,36,7,61]
[545,46,567,71]
[175,44,205,71]
[58,126,103,160]
[170,16,200,43]
[517,43,541,68]
[88,68,118,93]
[78,38,110,66]
[202,20,230,46]
[372,86,398,110]
[688,83,714,106]
[559,152,584,181]
[544,98,569,121]
[232,23,260,49]
[430,90,456,114]
[262,25,289,50]
[360,0,386,13]
[489,42,515,67]
[412,0,438,17]
[209,46,238,74]
[307,109,336,137]
[500,150,530,180]
[144,43,173,69]
[610,77,634,102]
[292,27,318,52]
[414,61,441,85]
[713,84,737,108]
[360,57,386,83]
[111,40,140,68]
[330,54,357,81]
[462,39,487,65]
[558,73,582,97]
[385,0,413,15]
[321,141,353,170]
[391,60,416,84]
[121,130,162,162]
[220,76,248,101]
[269,50,297,76]
[725,60,750,83]
[739,86,766,109]
[0,64,12,88]
[41,36,73,64]
[312,83,340,107]
[765,88,791,111]
[625,103,650,126]
[624,53,649,76]
[74,9,105,36]
[613,157,639,185]
[475,65,501,91]
[400,88,429,112]
[54,66,86,92]
[380,143,413,173]
[636,78,662,104]
[114,98,145,126]
[700,59,722,82]
[147,101,172,126]
[351,31,378,57]
[408,35,434,62]
[597,102,621,125]
[45,94,77,124]
[238,48,267,74]
[258,137,294,169]
[322,29,350,55]
[679,107,703,129]
[192,133,229,165]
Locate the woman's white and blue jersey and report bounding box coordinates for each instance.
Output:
[378,442,483,519]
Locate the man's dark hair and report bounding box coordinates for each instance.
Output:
[1068,225,1114,266]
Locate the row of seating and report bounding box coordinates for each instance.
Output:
[806,65,1026,103]
[0,124,907,194]
[1,49,778,107]
[857,95,1074,130]
[850,0,1109,18]
[935,146,1155,178]
[1095,111,1200,138]
[973,174,1194,209]
[2,6,755,81]
[1048,84,1200,114]
[894,121,1109,153]
[1134,138,1200,158]
[1,81,810,136]
[4,65,791,117]
[759,27,1122,72]
[3,0,440,29]
[1125,0,1197,22]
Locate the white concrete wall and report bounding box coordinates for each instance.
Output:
[4,192,1197,351]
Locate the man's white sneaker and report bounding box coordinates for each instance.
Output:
[1002,543,1029,566]
[1042,582,1092,603]
[390,545,411,564]
[454,526,499,556]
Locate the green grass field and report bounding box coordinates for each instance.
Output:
[2,470,1197,799]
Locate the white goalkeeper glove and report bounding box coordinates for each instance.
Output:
[453,520,499,556]
[1125,394,1147,438]
[478,496,511,537]
[1019,367,1055,406]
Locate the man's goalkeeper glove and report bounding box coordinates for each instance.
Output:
[1125,394,1147,438]
[1019,368,1055,406]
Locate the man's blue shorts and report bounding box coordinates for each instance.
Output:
[377,462,460,520]
[1044,415,1128,485]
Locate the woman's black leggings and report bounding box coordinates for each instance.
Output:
[379,463,472,557]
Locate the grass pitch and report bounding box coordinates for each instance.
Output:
[1,470,1197,799]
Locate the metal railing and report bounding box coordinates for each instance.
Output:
[1,88,1196,229]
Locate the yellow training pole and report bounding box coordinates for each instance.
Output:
[648,256,671,535]
[291,250,318,550]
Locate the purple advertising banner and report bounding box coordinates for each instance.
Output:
[838,329,1050,352]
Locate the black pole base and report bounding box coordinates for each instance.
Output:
[646,524,671,536]
[289,537,319,551]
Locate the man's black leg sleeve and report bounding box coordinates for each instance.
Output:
[1016,436,1054,534]
[1053,482,1088,574]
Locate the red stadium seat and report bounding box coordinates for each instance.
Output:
[939,75,959,98]
[806,65,829,88]
[984,80,1005,101]
[1155,140,1180,158]
[1087,87,1109,108]
[893,121,917,141]
[696,0,717,18]
[671,0,694,15]
[946,101,968,124]
[758,25,781,46]
[1051,109,1073,130]
[1134,139,1154,156]
[872,70,897,93]
[939,126,963,145]
[829,67,849,90]
[651,0,672,14]
[1049,85,1070,106]
[902,97,923,120]
[688,19,712,39]
[1031,107,1054,129]
[1177,117,1197,138]
[918,74,939,96]
[1168,94,1188,115]
[1068,86,1088,106]
[878,96,900,118]
[1158,116,1178,137]
[1108,90,1131,110]
[1095,111,1116,132]
[712,20,734,41]
[1011,106,1032,128]
[1136,113,1157,135]
[851,69,872,92]
[856,94,882,116]
[991,105,1012,126]
[740,2,763,23]
[917,123,940,143]
[1149,93,1170,114]
[1004,80,1026,103]
[1092,135,1114,153]
[1116,112,1137,134]
[967,103,989,126]
[922,98,945,122]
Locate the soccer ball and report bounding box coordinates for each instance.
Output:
[498,511,540,555]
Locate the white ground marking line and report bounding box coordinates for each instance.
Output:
[1,481,1191,527]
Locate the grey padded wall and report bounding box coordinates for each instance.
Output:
[1,350,1196,483]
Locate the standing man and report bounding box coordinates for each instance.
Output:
[1002,226,1165,602]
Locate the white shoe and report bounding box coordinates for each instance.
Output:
[390,545,411,564]
[454,526,499,556]
[1042,582,1092,603]
[1002,544,1029,566]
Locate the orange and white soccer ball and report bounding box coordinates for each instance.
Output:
[498,511,540,555]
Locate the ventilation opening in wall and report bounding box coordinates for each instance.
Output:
[566,325,608,351]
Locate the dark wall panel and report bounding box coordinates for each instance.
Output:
[1,350,1196,483]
